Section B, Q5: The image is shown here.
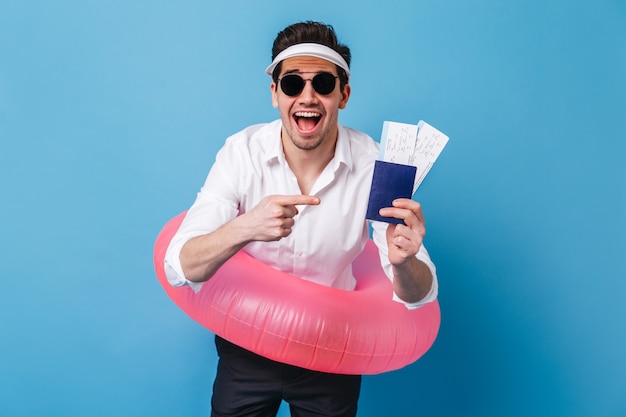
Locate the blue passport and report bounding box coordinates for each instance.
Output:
[366,160,417,224]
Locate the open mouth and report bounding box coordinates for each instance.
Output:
[294,111,322,133]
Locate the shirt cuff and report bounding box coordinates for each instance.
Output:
[164,237,205,293]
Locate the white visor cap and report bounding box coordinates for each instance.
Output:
[265,43,350,80]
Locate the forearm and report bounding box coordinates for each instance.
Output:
[391,257,433,304]
[180,217,252,282]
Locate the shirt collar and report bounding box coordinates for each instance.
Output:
[333,124,353,172]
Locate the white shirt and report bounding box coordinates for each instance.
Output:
[164,120,438,309]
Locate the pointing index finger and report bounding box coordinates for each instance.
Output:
[274,195,321,207]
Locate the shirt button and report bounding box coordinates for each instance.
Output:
[296,251,303,257]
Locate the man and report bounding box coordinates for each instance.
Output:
[164,21,438,417]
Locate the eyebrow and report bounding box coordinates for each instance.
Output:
[283,69,335,76]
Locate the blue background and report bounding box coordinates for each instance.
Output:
[1,1,624,416]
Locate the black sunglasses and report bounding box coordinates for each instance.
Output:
[278,72,339,96]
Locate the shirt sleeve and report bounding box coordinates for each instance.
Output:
[371,220,439,309]
[163,145,241,292]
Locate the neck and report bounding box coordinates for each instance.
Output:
[281,130,337,195]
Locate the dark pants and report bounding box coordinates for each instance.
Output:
[211,336,361,417]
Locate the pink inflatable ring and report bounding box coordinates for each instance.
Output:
[154,212,440,375]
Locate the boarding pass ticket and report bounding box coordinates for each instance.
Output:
[378,120,449,192]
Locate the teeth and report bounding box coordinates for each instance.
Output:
[295,111,320,118]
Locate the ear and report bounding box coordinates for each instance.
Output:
[270,82,278,108]
[338,84,351,109]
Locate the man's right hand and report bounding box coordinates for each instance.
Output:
[237,194,321,242]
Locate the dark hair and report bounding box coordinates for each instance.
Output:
[271,21,351,91]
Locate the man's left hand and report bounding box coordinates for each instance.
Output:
[378,198,426,266]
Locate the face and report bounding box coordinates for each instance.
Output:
[271,56,351,154]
